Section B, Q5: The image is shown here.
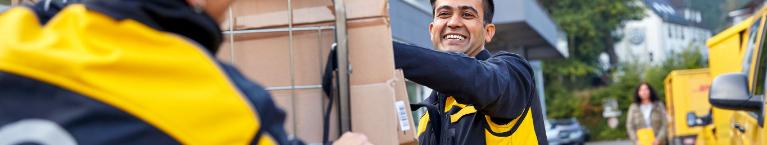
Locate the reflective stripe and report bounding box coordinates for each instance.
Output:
[483,107,525,134]
[443,96,468,112]
[426,96,539,145]
[444,96,479,123]
[256,134,277,145]
[450,106,477,123]
[417,113,430,136]
[484,107,538,145]
[0,119,77,145]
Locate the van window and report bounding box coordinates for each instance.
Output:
[742,19,761,74]
[753,30,767,96]
[746,18,765,118]
[750,16,767,96]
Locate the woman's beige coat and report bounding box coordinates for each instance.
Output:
[626,102,669,145]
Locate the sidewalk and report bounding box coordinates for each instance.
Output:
[586,140,631,145]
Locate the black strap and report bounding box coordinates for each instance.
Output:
[321,44,337,98]
[321,44,338,145]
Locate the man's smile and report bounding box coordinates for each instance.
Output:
[442,33,469,46]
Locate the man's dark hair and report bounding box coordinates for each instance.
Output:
[430,0,494,25]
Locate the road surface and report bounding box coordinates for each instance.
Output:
[586,140,631,145]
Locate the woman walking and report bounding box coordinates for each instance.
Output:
[626,82,668,145]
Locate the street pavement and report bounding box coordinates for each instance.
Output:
[586,140,632,145]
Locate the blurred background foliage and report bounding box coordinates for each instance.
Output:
[539,0,711,141]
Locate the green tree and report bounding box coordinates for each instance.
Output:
[540,0,644,66]
[538,0,645,118]
[553,47,706,141]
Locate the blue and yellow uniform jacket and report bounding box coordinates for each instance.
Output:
[0,0,300,144]
[393,42,548,145]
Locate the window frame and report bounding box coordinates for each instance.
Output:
[744,17,766,123]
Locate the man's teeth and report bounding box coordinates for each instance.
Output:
[445,34,465,40]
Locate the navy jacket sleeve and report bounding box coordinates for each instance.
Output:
[393,42,536,120]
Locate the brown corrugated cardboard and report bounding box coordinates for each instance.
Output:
[349,70,417,145]
[218,29,333,87]
[218,26,337,143]
[271,89,340,143]
[394,70,418,145]
[219,0,417,144]
[218,18,395,88]
[229,0,388,30]
[350,80,400,145]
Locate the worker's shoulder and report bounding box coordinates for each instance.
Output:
[490,51,525,58]
[488,51,531,64]
[217,62,270,97]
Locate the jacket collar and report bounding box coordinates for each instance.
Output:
[84,0,223,54]
[476,49,491,60]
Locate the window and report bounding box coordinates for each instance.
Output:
[739,18,764,118]
[681,27,685,40]
[752,24,767,96]
[742,19,761,74]
[673,25,678,39]
[649,52,654,62]
[750,48,766,118]
[668,25,672,38]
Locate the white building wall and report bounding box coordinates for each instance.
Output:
[616,9,664,64]
[615,8,711,65]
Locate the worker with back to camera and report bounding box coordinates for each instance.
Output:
[0,0,370,145]
[391,0,548,144]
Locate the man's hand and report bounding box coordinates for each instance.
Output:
[333,132,373,145]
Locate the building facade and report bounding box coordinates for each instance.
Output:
[614,0,712,65]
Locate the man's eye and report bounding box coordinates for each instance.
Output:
[463,12,475,18]
[438,12,450,17]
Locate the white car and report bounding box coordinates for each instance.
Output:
[546,118,589,145]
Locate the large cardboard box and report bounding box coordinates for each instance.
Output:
[229,0,388,30]
[218,0,417,144]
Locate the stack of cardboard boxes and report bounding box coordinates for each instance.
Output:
[217,0,417,144]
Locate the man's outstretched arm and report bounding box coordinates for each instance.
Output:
[393,42,536,120]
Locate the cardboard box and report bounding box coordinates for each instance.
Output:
[219,0,417,144]
[351,70,418,145]
[217,17,417,144]
[228,0,388,30]
[270,89,340,143]
[394,70,418,145]
[218,24,338,143]
[218,0,417,145]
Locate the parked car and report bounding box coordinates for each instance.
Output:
[546,118,590,145]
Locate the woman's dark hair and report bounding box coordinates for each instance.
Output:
[634,82,659,104]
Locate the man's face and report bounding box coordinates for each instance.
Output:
[429,0,495,56]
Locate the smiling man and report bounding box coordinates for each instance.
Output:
[392,0,548,144]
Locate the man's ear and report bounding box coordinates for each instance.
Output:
[484,23,496,43]
[429,22,435,40]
